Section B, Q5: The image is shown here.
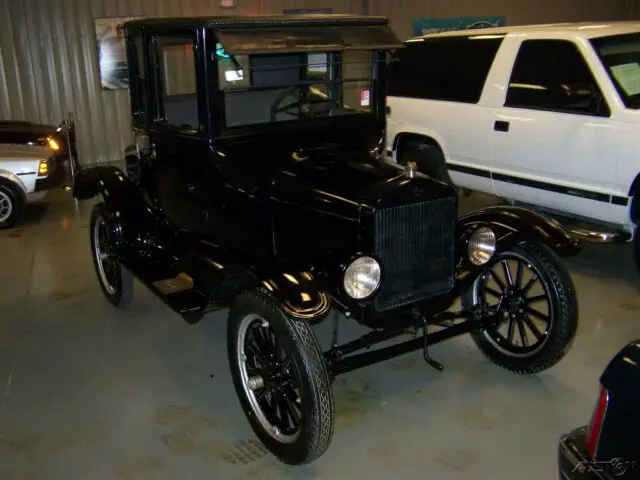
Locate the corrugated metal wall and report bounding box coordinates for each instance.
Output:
[0,0,638,165]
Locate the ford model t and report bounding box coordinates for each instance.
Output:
[73,15,581,465]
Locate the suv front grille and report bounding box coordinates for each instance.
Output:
[373,197,456,311]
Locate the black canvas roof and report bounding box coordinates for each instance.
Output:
[124,14,390,32]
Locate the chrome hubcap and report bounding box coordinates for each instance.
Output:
[0,191,13,223]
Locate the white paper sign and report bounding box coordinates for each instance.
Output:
[360,89,370,107]
[610,62,640,96]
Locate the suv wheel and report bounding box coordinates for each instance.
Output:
[0,182,24,230]
[401,142,454,187]
[90,203,133,307]
[227,290,334,465]
[462,241,578,374]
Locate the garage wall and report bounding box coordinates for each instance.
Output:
[0,0,638,165]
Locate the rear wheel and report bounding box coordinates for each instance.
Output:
[0,182,24,230]
[227,290,334,465]
[462,242,578,374]
[90,203,133,308]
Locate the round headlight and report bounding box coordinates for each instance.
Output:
[343,256,381,300]
[468,226,496,266]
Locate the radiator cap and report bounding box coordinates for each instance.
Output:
[405,161,418,178]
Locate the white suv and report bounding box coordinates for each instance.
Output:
[385,22,640,268]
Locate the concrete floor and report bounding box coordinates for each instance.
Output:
[0,187,638,480]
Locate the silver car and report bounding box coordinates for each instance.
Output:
[0,143,66,229]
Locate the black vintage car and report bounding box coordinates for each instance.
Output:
[72,15,582,465]
[558,340,639,479]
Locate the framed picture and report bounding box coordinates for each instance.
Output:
[95,16,144,90]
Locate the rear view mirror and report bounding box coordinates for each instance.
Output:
[557,82,598,108]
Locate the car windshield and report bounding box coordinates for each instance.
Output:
[591,33,640,109]
[216,44,377,128]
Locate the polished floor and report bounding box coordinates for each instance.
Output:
[1,188,638,480]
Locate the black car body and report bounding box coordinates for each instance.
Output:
[73,14,582,465]
[559,340,640,479]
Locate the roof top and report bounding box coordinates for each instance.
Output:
[124,14,390,32]
[409,21,640,41]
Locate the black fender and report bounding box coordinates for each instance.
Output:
[457,204,581,261]
[72,165,168,248]
[250,267,331,322]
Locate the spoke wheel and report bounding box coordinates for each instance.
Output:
[463,242,578,374]
[0,190,13,224]
[473,252,553,357]
[238,314,303,443]
[228,291,334,465]
[89,203,133,308]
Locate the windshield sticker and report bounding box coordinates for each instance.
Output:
[610,63,640,96]
[360,89,370,107]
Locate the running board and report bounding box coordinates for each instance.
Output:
[569,228,631,244]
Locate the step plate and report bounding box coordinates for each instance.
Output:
[152,273,194,295]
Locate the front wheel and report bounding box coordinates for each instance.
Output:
[90,203,133,308]
[462,242,578,374]
[227,290,335,465]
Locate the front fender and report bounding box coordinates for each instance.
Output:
[253,268,331,322]
[457,205,582,258]
[72,165,165,242]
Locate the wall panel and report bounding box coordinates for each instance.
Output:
[0,0,637,165]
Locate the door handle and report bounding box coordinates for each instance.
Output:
[494,120,510,132]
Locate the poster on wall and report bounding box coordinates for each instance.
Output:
[95,16,144,90]
[412,16,505,37]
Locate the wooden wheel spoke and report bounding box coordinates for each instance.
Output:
[527,294,548,304]
[516,317,530,346]
[507,317,516,343]
[515,261,524,289]
[522,315,543,340]
[502,260,514,286]
[526,307,550,323]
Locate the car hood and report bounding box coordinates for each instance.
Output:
[0,143,52,161]
[271,147,454,222]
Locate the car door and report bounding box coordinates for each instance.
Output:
[490,38,619,224]
[147,31,213,233]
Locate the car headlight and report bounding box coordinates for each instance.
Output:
[468,226,496,266]
[343,256,381,299]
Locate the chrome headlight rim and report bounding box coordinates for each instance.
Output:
[342,255,383,300]
[467,225,497,267]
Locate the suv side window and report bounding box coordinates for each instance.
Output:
[387,36,504,104]
[505,39,608,116]
[154,35,199,130]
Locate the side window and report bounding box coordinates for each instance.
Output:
[132,35,147,120]
[387,36,504,104]
[155,35,199,130]
[505,39,607,116]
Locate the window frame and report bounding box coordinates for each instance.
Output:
[149,29,207,134]
[504,38,611,118]
[387,35,505,104]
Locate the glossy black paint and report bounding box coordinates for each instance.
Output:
[558,340,640,480]
[75,16,581,350]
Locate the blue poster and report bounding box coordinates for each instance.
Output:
[412,16,505,37]
[283,8,333,14]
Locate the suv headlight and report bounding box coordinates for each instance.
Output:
[343,256,381,299]
[468,226,496,266]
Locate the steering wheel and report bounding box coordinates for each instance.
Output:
[270,86,334,122]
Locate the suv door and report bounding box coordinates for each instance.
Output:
[147,32,213,232]
[491,38,619,224]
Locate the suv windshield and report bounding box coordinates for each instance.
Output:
[216,44,376,128]
[591,33,640,109]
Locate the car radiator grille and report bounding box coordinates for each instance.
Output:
[373,197,456,312]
